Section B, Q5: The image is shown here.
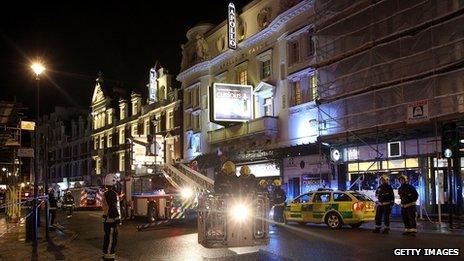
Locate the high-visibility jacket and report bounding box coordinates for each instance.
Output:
[102,189,120,223]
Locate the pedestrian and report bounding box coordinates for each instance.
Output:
[102,173,121,260]
[398,174,418,236]
[238,165,256,195]
[271,179,286,223]
[372,175,394,234]
[48,189,58,227]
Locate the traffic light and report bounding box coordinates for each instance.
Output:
[442,122,457,158]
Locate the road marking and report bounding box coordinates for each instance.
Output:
[86,212,103,218]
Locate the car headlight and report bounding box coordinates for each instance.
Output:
[181,187,193,199]
[230,203,250,221]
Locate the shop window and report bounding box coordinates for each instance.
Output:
[261,59,271,78]
[238,68,248,85]
[333,193,352,202]
[313,192,330,203]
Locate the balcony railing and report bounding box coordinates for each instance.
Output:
[208,116,278,144]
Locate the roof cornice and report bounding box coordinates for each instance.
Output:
[176,0,312,82]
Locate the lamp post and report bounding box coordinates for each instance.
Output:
[31,62,45,245]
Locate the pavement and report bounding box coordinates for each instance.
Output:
[0,210,463,260]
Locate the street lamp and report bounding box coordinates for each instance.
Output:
[30,61,46,244]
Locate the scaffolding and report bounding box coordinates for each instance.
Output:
[311,0,464,136]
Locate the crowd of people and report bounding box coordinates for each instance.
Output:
[213,160,287,223]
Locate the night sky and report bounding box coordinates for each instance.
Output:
[0,1,249,118]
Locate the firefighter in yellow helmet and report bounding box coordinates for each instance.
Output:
[373,174,394,234]
[238,165,257,195]
[258,179,268,193]
[214,161,238,194]
[398,174,418,236]
[271,179,286,223]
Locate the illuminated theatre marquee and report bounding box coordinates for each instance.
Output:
[211,83,253,122]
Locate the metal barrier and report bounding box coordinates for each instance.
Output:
[198,193,269,248]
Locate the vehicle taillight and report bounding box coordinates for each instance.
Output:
[170,207,181,214]
[353,202,364,211]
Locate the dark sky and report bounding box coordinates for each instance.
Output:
[0,1,249,118]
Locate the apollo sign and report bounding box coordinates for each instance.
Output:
[228,3,237,50]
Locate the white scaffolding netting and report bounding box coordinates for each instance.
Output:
[312,0,464,136]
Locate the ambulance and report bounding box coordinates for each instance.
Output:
[283,189,376,229]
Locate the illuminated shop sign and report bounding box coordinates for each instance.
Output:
[211,83,253,122]
[237,162,280,178]
[228,3,237,50]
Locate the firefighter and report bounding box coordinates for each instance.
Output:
[214,161,237,194]
[48,189,58,227]
[63,191,75,218]
[271,179,286,223]
[258,179,268,194]
[373,175,394,234]
[398,174,418,236]
[238,165,257,195]
[102,173,121,260]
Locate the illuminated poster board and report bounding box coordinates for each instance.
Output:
[236,162,280,178]
[211,83,253,122]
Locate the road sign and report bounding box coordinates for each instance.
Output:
[20,121,36,131]
[18,148,34,157]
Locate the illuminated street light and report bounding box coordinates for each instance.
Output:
[20,183,25,188]
[1,167,6,172]
[31,62,45,76]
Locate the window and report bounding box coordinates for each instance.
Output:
[185,112,192,129]
[262,59,271,78]
[309,74,317,100]
[167,111,174,130]
[352,193,373,201]
[132,124,138,136]
[291,81,302,106]
[96,158,101,175]
[193,114,200,131]
[107,110,113,125]
[388,142,401,157]
[289,40,300,65]
[185,90,191,107]
[119,129,125,144]
[238,69,248,85]
[313,192,331,203]
[191,88,200,108]
[107,133,112,147]
[307,31,315,57]
[294,193,312,203]
[94,137,99,150]
[99,135,104,148]
[119,153,125,171]
[132,103,138,116]
[120,106,126,120]
[144,119,150,135]
[155,115,161,133]
[333,193,352,202]
[264,97,273,116]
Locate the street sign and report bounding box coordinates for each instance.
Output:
[18,148,34,157]
[20,121,35,131]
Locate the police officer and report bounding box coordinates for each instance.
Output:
[271,179,286,223]
[398,174,418,236]
[238,165,256,195]
[214,161,237,194]
[373,175,394,234]
[63,191,75,218]
[102,173,121,260]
